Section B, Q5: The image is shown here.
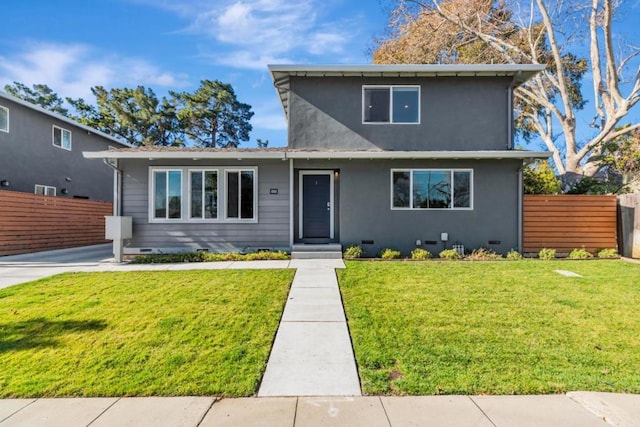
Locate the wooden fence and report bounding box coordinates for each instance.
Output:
[0,190,112,256]
[523,194,618,254]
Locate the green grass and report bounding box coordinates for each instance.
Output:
[338,260,640,395]
[0,270,294,397]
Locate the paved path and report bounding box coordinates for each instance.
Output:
[258,263,361,397]
[2,393,639,426]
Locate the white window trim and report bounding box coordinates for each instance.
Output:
[0,105,8,133]
[390,168,474,210]
[298,170,335,240]
[188,169,220,221]
[35,184,56,196]
[148,167,258,224]
[223,168,258,223]
[362,85,421,125]
[52,125,72,151]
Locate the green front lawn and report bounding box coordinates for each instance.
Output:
[339,260,640,395]
[0,270,294,397]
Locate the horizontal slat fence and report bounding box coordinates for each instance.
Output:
[523,195,617,254]
[0,190,112,256]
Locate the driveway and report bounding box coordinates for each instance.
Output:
[0,244,114,289]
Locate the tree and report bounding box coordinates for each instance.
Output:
[593,126,640,191]
[523,159,561,194]
[71,86,184,147]
[374,0,640,183]
[4,82,69,116]
[256,138,269,148]
[172,80,253,148]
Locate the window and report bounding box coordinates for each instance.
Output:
[0,106,8,132]
[153,170,182,219]
[35,185,56,196]
[363,86,420,124]
[150,167,257,222]
[226,170,255,220]
[53,126,72,150]
[391,169,472,210]
[190,170,218,219]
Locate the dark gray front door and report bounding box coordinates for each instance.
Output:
[302,174,331,238]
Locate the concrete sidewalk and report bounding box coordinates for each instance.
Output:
[2,393,639,426]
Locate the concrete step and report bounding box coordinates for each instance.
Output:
[291,244,342,252]
[291,251,343,260]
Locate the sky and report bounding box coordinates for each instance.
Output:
[0,0,390,147]
[0,0,638,151]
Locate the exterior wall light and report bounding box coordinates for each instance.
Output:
[0,180,9,187]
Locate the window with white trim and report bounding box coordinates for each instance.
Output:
[225,170,255,220]
[52,125,72,150]
[363,86,420,124]
[153,169,182,219]
[190,170,218,219]
[0,106,8,132]
[391,169,472,209]
[35,184,56,196]
[150,167,257,222]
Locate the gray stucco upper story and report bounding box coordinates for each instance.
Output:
[0,93,129,201]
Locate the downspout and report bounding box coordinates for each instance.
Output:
[102,158,122,216]
[517,163,524,253]
[289,157,294,250]
[507,71,521,150]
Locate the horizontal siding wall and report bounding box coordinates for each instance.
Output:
[121,159,290,252]
[523,195,617,253]
[0,190,112,256]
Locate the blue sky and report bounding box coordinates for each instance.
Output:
[0,0,638,151]
[0,0,389,147]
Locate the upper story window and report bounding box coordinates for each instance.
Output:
[363,86,420,124]
[391,169,472,210]
[35,184,56,196]
[52,125,72,150]
[0,106,8,132]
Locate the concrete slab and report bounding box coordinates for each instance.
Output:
[555,270,583,277]
[291,270,339,288]
[1,398,117,427]
[227,260,291,269]
[90,397,214,427]
[568,392,640,427]
[0,400,35,423]
[0,244,113,264]
[381,396,493,427]
[296,397,389,427]
[473,395,608,427]
[289,259,346,269]
[281,287,346,322]
[199,397,296,427]
[258,322,361,397]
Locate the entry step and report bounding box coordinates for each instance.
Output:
[291,244,343,259]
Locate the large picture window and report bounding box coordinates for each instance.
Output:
[392,169,472,210]
[52,125,72,150]
[0,106,8,132]
[150,167,257,222]
[363,86,420,124]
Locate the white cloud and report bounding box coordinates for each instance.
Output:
[0,42,188,100]
[166,0,360,69]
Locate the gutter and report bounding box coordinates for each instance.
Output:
[102,158,122,216]
[507,71,521,150]
[517,164,524,253]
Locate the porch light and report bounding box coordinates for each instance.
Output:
[0,180,9,187]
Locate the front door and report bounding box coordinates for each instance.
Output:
[300,171,333,239]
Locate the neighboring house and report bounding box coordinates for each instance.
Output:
[0,91,130,201]
[85,64,550,257]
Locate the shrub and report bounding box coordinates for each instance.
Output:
[506,249,523,260]
[597,248,619,259]
[130,251,208,264]
[411,248,432,260]
[131,250,289,264]
[538,248,556,260]
[343,245,364,259]
[379,248,401,259]
[466,248,503,261]
[568,247,594,260]
[439,249,462,260]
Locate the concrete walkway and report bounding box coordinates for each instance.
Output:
[258,263,361,397]
[2,393,640,426]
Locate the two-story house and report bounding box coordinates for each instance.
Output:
[0,91,130,201]
[84,64,550,257]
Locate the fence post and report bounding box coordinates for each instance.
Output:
[617,193,640,258]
